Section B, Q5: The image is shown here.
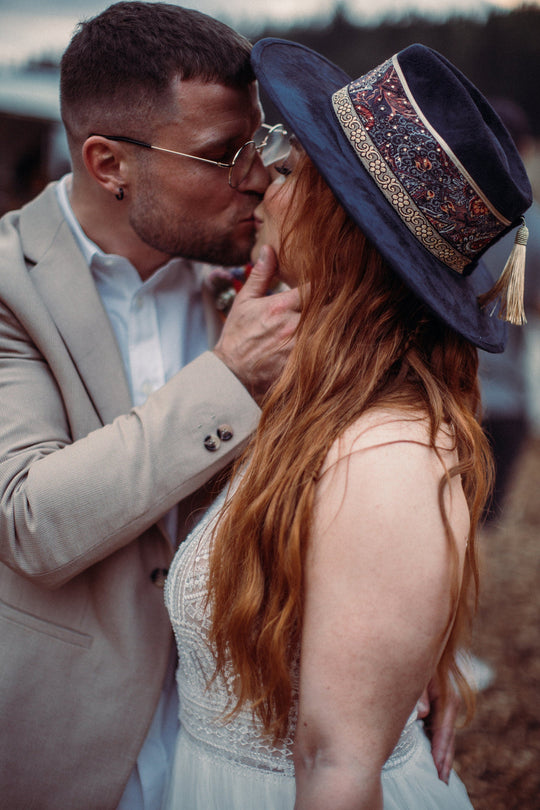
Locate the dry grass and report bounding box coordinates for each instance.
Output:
[454,438,540,809]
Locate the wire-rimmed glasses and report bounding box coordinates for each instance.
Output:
[89,123,291,188]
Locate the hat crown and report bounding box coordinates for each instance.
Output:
[397,45,531,219]
[332,45,532,276]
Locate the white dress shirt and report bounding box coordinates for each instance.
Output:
[56,175,209,809]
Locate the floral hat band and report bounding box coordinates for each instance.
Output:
[332,56,510,275]
[331,53,528,323]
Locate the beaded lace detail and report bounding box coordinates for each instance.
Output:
[165,487,419,779]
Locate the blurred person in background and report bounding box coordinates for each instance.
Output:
[479,98,540,524]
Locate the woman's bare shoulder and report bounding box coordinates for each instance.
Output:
[316,406,469,556]
[322,406,456,474]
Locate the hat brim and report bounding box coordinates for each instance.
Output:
[252,38,507,352]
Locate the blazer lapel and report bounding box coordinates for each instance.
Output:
[20,187,226,426]
[20,184,132,424]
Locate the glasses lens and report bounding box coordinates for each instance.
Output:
[230,141,257,188]
[260,126,291,167]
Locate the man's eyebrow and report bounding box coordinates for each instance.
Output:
[195,133,244,157]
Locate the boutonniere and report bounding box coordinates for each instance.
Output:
[207,265,253,319]
[206,262,287,321]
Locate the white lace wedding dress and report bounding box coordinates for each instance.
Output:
[163,488,474,809]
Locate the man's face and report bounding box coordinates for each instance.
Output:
[126,79,268,267]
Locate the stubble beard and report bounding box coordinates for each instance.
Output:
[128,195,253,267]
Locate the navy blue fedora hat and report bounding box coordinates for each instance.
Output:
[251,39,533,352]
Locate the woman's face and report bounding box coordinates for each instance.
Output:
[251,141,303,287]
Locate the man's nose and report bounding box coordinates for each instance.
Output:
[237,152,270,195]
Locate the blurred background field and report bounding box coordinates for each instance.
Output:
[455,437,540,809]
[0,1,538,806]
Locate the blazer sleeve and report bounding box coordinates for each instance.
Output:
[0,292,260,588]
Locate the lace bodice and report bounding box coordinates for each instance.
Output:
[165,488,296,776]
[165,486,418,780]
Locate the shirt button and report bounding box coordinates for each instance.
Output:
[141,380,156,397]
[134,295,144,310]
[217,424,234,442]
[150,568,168,588]
[203,434,221,452]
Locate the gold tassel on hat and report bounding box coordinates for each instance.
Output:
[478,218,528,325]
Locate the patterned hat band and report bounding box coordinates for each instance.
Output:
[332,55,511,275]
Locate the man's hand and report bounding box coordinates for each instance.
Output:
[213,245,301,402]
[417,679,461,784]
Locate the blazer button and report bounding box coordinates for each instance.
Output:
[204,434,221,452]
[150,568,169,588]
[217,424,234,442]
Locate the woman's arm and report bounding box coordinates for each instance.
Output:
[293,417,469,809]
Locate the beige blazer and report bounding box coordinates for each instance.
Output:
[0,183,260,809]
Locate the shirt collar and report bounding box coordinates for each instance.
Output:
[56,174,100,267]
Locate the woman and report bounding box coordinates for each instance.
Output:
[164,41,531,809]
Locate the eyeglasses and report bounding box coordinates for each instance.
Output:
[89,123,291,189]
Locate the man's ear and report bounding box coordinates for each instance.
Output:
[82,136,129,198]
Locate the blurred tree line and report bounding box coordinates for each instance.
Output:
[252,3,540,135]
[5,1,538,215]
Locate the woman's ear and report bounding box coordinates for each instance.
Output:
[82,136,129,199]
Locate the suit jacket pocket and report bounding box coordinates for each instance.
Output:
[0,599,93,648]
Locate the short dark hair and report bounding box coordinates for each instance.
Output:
[60,2,254,142]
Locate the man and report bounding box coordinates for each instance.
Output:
[0,4,299,808]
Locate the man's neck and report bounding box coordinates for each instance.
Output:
[69,181,170,281]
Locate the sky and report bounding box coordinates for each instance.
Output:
[0,0,536,67]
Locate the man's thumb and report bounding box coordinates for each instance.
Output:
[241,245,278,298]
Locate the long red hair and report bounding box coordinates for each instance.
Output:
[208,156,492,740]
